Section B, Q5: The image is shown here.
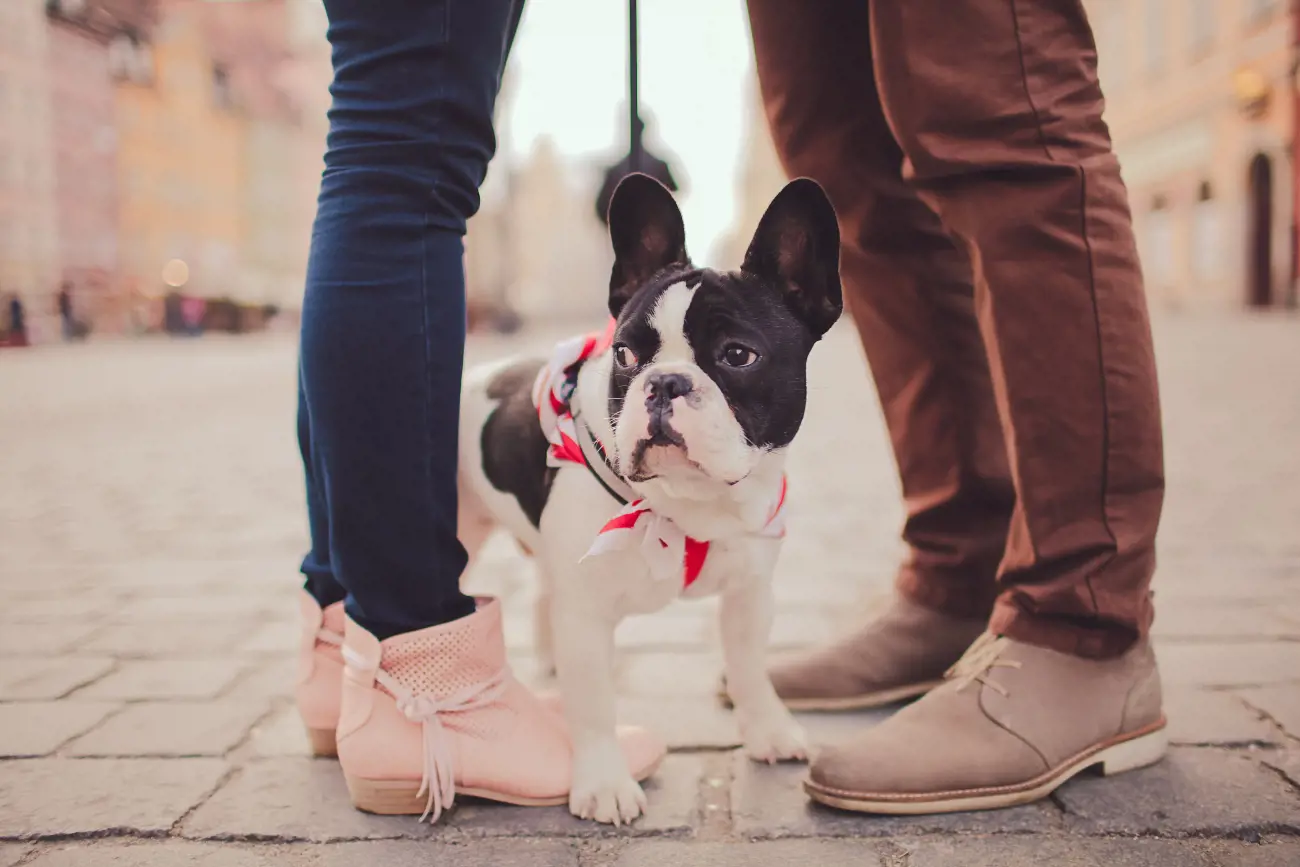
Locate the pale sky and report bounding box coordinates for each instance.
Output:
[504,0,756,265]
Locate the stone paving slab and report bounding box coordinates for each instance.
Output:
[0,623,98,656]
[614,840,887,866]
[1164,688,1282,746]
[180,758,430,842]
[1203,838,1300,867]
[79,621,253,658]
[248,705,314,758]
[17,840,582,867]
[0,701,120,757]
[228,658,298,700]
[4,596,121,623]
[1157,643,1300,689]
[1240,686,1300,739]
[1262,751,1300,790]
[0,658,114,700]
[1152,603,1300,641]
[0,845,30,867]
[315,840,581,867]
[22,842,289,867]
[894,837,1226,867]
[729,753,1060,838]
[1056,748,1300,836]
[66,699,272,757]
[0,758,229,837]
[75,659,250,701]
[613,653,728,698]
[448,755,705,838]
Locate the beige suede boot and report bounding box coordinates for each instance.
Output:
[724,597,987,711]
[804,634,1167,814]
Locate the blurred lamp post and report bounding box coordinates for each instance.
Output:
[628,0,642,173]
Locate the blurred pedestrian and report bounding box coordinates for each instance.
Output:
[292,0,661,824]
[6,294,27,347]
[57,283,75,341]
[594,115,679,226]
[746,0,1166,815]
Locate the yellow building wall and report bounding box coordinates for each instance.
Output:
[115,5,247,307]
[1088,0,1294,310]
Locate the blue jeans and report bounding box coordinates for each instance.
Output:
[298,0,524,639]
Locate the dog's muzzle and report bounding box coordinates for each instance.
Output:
[644,372,692,442]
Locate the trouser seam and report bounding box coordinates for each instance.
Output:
[1007,0,1117,612]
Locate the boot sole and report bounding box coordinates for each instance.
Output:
[718,680,944,712]
[804,718,1168,815]
[345,755,665,816]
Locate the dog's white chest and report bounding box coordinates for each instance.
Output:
[598,535,759,617]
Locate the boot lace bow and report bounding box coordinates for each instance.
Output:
[374,668,508,823]
[947,633,1021,697]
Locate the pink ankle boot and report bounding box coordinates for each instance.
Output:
[296,591,345,757]
[337,597,664,821]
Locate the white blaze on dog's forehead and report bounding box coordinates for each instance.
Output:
[648,281,696,364]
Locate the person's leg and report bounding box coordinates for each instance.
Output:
[743,0,1010,710]
[801,0,1166,815]
[298,0,524,639]
[298,364,345,611]
[868,0,1163,659]
[295,0,666,817]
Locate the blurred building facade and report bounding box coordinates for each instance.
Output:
[0,0,329,345]
[48,1,125,328]
[463,68,611,327]
[0,1,60,342]
[1089,0,1296,310]
[724,3,1300,313]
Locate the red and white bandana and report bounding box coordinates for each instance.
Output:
[584,481,787,588]
[531,320,616,469]
[532,324,788,589]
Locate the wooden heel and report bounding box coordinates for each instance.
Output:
[306,726,338,758]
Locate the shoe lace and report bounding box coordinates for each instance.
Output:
[372,666,508,823]
[946,633,1021,697]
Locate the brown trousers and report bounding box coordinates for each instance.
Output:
[747,0,1165,659]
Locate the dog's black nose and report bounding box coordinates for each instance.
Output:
[645,372,692,403]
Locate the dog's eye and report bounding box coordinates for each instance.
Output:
[613,344,638,368]
[720,344,759,368]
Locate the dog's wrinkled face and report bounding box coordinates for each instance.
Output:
[603,174,843,488]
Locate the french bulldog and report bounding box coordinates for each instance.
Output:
[457,174,843,824]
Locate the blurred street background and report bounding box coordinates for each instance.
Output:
[1,0,1299,865]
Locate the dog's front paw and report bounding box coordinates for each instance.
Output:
[569,743,647,825]
[741,716,809,764]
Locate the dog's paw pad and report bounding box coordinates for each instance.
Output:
[743,722,809,764]
[569,773,647,826]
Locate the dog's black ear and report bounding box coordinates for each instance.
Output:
[741,178,842,337]
[608,173,689,318]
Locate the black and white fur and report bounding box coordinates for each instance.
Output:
[458,175,842,824]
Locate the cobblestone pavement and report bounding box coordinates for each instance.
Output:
[1,316,1298,865]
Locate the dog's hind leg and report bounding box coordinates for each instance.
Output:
[457,475,498,576]
[533,565,556,675]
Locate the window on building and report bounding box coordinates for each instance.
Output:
[1192,180,1221,281]
[1144,0,1166,76]
[1190,0,1214,54]
[1144,195,1175,292]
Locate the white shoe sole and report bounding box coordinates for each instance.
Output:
[805,719,1168,815]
